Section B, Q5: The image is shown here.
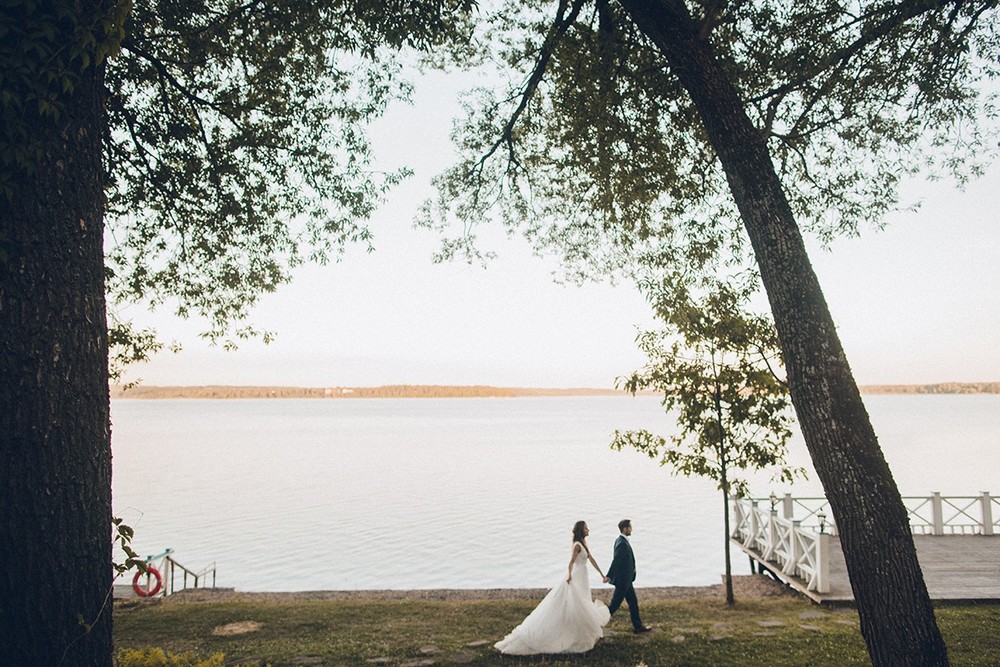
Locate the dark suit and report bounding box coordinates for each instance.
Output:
[606,534,645,629]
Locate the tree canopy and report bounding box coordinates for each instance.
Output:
[98,0,476,370]
[421,0,998,284]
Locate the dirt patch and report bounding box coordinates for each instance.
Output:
[211,620,263,636]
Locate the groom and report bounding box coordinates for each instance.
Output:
[605,519,653,633]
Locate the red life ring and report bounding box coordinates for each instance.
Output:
[132,566,163,597]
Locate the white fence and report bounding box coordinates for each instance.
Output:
[904,493,997,535]
[731,496,832,593]
[731,492,998,594]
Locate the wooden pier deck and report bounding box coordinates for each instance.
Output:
[734,534,1000,604]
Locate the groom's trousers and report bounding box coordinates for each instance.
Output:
[608,583,644,630]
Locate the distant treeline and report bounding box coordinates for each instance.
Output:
[110,384,632,399]
[859,382,1000,395]
[110,382,1000,400]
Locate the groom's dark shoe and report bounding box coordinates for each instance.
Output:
[634,625,654,634]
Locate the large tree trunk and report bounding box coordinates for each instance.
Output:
[619,1,948,664]
[0,6,114,665]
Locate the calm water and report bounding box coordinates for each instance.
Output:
[111,394,1000,592]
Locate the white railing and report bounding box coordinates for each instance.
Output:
[748,492,997,536]
[731,492,997,594]
[731,497,831,593]
[904,493,997,535]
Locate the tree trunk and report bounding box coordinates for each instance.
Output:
[0,6,113,665]
[715,379,735,606]
[619,1,948,664]
[722,486,734,606]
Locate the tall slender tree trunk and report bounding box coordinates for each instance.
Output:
[714,375,735,606]
[619,1,948,664]
[721,484,734,606]
[0,5,114,664]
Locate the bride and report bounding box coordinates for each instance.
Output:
[495,520,611,655]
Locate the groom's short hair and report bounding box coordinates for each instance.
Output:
[618,519,631,532]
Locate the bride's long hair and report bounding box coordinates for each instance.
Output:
[572,520,590,554]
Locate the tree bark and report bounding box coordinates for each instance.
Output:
[721,486,734,606]
[0,7,113,665]
[618,1,948,664]
[716,381,735,606]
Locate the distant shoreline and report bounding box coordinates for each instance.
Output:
[110,382,1000,399]
[110,384,636,399]
[858,382,1000,395]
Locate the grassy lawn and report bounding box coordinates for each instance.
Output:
[113,595,1000,666]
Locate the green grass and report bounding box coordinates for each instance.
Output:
[113,596,1000,666]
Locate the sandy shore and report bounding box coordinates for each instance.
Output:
[136,575,800,605]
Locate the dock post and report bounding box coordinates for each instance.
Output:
[783,520,801,576]
[931,492,945,535]
[763,505,779,561]
[731,498,743,539]
[747,500,760,548]
[982,492,995,536]
[816,531,831,594]
[782,493,794,520]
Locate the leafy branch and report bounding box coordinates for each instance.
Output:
[58,518,146,665]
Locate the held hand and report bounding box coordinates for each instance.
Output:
[567,576,572,583]
[603,576,609,584]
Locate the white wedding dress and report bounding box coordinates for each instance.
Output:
[495,542,611,655]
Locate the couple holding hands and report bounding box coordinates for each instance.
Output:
[495,519,653,655]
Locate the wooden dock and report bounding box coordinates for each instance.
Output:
[734,533,1000,604]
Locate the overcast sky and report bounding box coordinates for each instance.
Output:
[126,71,1000,389]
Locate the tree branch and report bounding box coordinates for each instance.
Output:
[747,0,983,105]
[468,0,588,179]
[757,344,789,389]
[121,36,246,132]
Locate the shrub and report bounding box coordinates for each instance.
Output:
[115,647,225,667]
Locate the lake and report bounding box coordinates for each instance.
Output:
[110,394,1000,592]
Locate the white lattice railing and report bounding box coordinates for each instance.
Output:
[731,492,998,594]
[746,492,997,536]
[904,493,997,535]
[731,497,831,593]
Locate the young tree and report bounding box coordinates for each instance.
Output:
[612,279,800,606]
[0,1,472,663]
[421,1,998,663]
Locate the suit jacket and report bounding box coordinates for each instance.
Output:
[606,535,636,587]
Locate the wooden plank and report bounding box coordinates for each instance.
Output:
[733,534,1000,604]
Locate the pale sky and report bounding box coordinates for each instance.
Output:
[125,71,1000,389]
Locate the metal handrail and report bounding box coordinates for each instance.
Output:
[164,555,217,595]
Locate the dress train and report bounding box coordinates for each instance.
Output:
[495,542,610,655]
